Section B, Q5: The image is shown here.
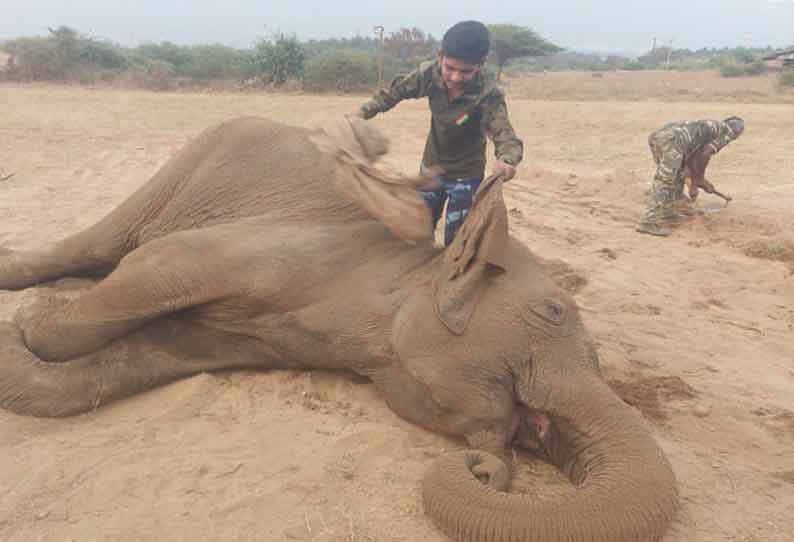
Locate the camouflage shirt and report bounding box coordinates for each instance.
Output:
[360,60,523,179]
[656,119,738,159]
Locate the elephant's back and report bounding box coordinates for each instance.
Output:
[130,117,367,246]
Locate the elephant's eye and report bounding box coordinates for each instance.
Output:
[530,298,567,326]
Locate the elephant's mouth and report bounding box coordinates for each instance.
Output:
[509,404,552,452]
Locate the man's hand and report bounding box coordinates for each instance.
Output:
[348,109,366,119]
[699,178,716,193]
[689,177,720,200]
[493,159,517,181]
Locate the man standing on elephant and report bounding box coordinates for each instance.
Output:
[636,116,745,237]
[355,20,524,246]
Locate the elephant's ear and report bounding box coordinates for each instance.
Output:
[432,174,509,335]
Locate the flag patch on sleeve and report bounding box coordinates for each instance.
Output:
[455,113,470,126]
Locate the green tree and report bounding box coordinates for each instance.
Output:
[48,26,81,80]
[382,27,437,63]
[132,42,193,74]
[78,39,128,71]
[487,24,562,80]
[251,35,305,86]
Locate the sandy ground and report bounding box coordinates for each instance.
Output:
[504,69,794,103]
[0,83,792,542]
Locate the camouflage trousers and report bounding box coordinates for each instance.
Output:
[639,128,687,224]
[420,164,482,246]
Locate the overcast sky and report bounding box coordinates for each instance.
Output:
[2,0,793,54]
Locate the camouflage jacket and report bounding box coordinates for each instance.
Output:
[359,60,523,179]
[655,119,738,159]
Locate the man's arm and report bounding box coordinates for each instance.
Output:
[356,63,432,119]
[685,146,715,199]
[482,90,523,180]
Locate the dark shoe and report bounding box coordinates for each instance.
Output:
[635,222,672,237]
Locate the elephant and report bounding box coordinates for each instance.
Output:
[0,116,677,542]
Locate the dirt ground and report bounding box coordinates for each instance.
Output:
[0,80,792,542]
[505,69,794,103]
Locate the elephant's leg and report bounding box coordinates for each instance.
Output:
[0,316,277,418]
[15,228,261,362]
[0,219,134,291]
[0,123,232,292]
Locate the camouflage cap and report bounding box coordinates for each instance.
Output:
[724,116,745,138]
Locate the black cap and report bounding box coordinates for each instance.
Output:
[441,21,490,63]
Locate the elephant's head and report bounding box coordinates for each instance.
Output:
[391,175,678,542]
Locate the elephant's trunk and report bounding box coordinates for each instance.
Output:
[422,376,677,542]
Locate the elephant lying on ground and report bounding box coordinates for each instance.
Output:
[0,116,677,542]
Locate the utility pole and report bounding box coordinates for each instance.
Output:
[664,38,674,70]
[374,25,385,89]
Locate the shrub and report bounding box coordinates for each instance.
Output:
[124,60,176,91]
[623,61,651,71]
[303,50,378,93]
[745,60,766,76]
[4,28,130,82]
[719,62,745,77]
[132,42,192,74]
[250,35,305,86]
[719,58,766,77]
[183,44,246,81]
[78,39,129,71]
[778,69,794,91]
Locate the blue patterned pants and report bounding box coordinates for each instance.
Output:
[420,169,483,246]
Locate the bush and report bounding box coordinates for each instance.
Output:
[78,39,129,71]
[303,50,378,92]
[744,61,766,76]
[183,44,246,81]
[3,37,62,81]
[4,28,130,82]
[719,62,745,77]
[778,69,794,91]
[623,61,651,71]
[123,60,176,91]
[131,42,192,74]
[719,58,766,77]
[250,36,305,86]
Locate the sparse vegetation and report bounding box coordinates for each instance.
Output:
[250,35,305,87]
[719,58,766,78]
[0,25,791,96]
[778,69,794,90]
[303,50,378,93]
[486,24,562,80]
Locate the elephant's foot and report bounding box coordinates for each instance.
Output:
[15,295,75,363]
[0,321,43,414]
[0,248,35,291]
[0,321,101,417]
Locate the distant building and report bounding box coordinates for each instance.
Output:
[762,48,794,70]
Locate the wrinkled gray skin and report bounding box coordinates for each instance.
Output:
[0,117,677,542]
